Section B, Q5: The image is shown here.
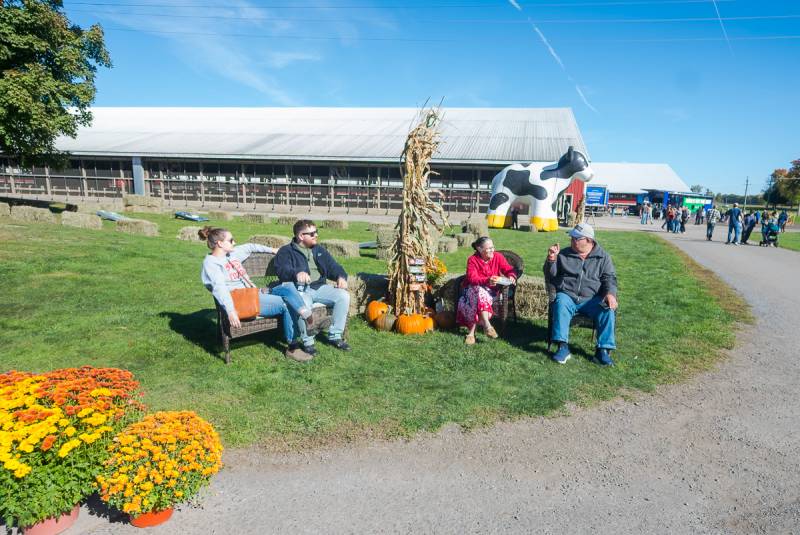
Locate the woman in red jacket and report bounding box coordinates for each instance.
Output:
[456,236,517,345]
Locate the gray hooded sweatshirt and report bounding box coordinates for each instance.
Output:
[543,243,617,302]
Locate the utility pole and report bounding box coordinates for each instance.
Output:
[743,176,750,209]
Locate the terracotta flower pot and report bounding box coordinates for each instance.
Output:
[23,504,80,535]
[130,507,174,528]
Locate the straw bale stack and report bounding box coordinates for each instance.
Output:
[0,202,10,217]
[320,219,349,230]
[241,214,269,224]
[321,239,360,258]
[437,236,458,253]
[276,215,296,226]
[514,275,549,319]
[61,212,102,230]
[178,226,204,241]
[10,206,58,224]
[248,234,291,248]
[116,218,159,237]
[123,195,162,213]
[208,210,233,221]
[347,273,390,315]
[455,232,474,247]
[462,215,489,239]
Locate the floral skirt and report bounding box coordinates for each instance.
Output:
[456,285,495,327]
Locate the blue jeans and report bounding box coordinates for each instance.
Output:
[706,222,716,239]
[727,223,742,244]
[257,293,294,343]
[269,284,308,318]
[551,292,616,350]
[640,213,650,225]
[281,283,350,346]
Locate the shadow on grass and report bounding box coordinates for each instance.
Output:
[159,309,286,363]
[501,318,597,362]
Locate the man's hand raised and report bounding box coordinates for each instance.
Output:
[546,243,560,262]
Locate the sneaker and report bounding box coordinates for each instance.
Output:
[552,343,571,364]
[285,345,313,363]
[595,348,614,367]
[325,338,351,351]
[301,344,317,356]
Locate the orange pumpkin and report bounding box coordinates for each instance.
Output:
[373,312,397,332]
[395,313,427,335]
[423,315,435,332]
[433,310,456,330]
[365,300,390,323]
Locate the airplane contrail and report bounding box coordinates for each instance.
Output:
[710,0,733,54]
[532,23,566,70]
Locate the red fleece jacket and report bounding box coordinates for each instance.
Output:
[464,252,516,288]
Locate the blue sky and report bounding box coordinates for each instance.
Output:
[64,0,800,195]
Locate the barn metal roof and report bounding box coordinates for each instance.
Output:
[55,107,589,164]
[591,162,689,194]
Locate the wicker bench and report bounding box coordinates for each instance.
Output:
[451,250,524,333]
[213,252,338,364]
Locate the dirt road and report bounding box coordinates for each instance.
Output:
[76,220,800,534]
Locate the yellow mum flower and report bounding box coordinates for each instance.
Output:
[64,426,76,437]
[13,464,31,478]
[77,407,94,418]
[57,439,82,458]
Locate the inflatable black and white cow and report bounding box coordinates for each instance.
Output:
[486,146,594,231]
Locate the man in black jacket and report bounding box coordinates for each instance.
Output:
[274,219,351,353]
[544,222,618,366]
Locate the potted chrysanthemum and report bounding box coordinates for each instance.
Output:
[0,367,143,533]
[96,410,223,528]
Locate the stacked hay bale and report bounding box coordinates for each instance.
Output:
[454,232,474,247]
[241,213,269,224]
[368,222,394,232]
[321,239,360,258]
[61,212,102,230]
[436,236,458,253]
[431,274,461,311]
[462,214,489,239]
[10,206,58,224]
[122,194,162,213]
[346,273,390,316]
[177,226,204,241]
[0,202,10,217]
[248,234,291,248]
[320,219,348,230]
[375,227,396,261]
[513,275,549,319]
[208,210,233,221]
[276,215,296,226]
[116,218,159,237]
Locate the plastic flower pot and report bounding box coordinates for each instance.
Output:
[130,507,174,528]
[23,504,80,535]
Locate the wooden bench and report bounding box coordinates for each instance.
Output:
[451,250,524,333]
[213,252,339,364]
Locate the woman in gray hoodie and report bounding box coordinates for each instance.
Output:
[199,226,314,362]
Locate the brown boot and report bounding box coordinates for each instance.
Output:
[285,345,313,362]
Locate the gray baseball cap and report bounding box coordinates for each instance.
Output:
[567,222,595,240]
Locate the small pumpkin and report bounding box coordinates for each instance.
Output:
[423,315,435,332]
[373,312,397,332]
[433,310,456,330]
[395,313,427,335]
[365,300,390,323]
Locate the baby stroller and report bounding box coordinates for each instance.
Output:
[759,223,780,247]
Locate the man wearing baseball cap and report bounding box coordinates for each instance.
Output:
[544,222,618,366]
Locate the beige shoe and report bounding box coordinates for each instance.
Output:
[285,346,313,362]
[465,334,476,345]
[485,325,498,339]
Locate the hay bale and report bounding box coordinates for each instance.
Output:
[347,273,390,315]
[519,224,533,232]
[432,274,462,311]
[10,205,58,224]
[320,219,348,230]
[208,210,233,221]
[376,247,394,261]
[375,228,396,247]
[368,222,394,232]
[437,236,458,254]
[241,213,269,224]
[177,226,204,241]
[0,202,10,217]
[276,215,296,226]
[321,239,360,258]
[61,211,102,230]
[116,218,159,237]
[122,195,162,213]
[248,234,291,249]
[514,275,549,319]
[455,232,474,247]
[462,214,489,238]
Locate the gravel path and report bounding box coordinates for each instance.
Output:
[74,220,800,534]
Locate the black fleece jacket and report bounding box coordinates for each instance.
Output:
[274,241,348,289]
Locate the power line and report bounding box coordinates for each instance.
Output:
[101,26,800,43]
[66,9,800,25]
[64,0,737,9]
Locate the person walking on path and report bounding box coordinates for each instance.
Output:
[706,205,721,241]
[778,210,789,232]
[640,202,652,225]
[726,203,744,245]
[741,212,757,245]
[679,207,689,233]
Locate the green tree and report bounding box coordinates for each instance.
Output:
[690,184,703,193]
[0,0,110,166]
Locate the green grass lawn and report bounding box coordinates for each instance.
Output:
[0,213,743,448]
[778,230,800,252]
